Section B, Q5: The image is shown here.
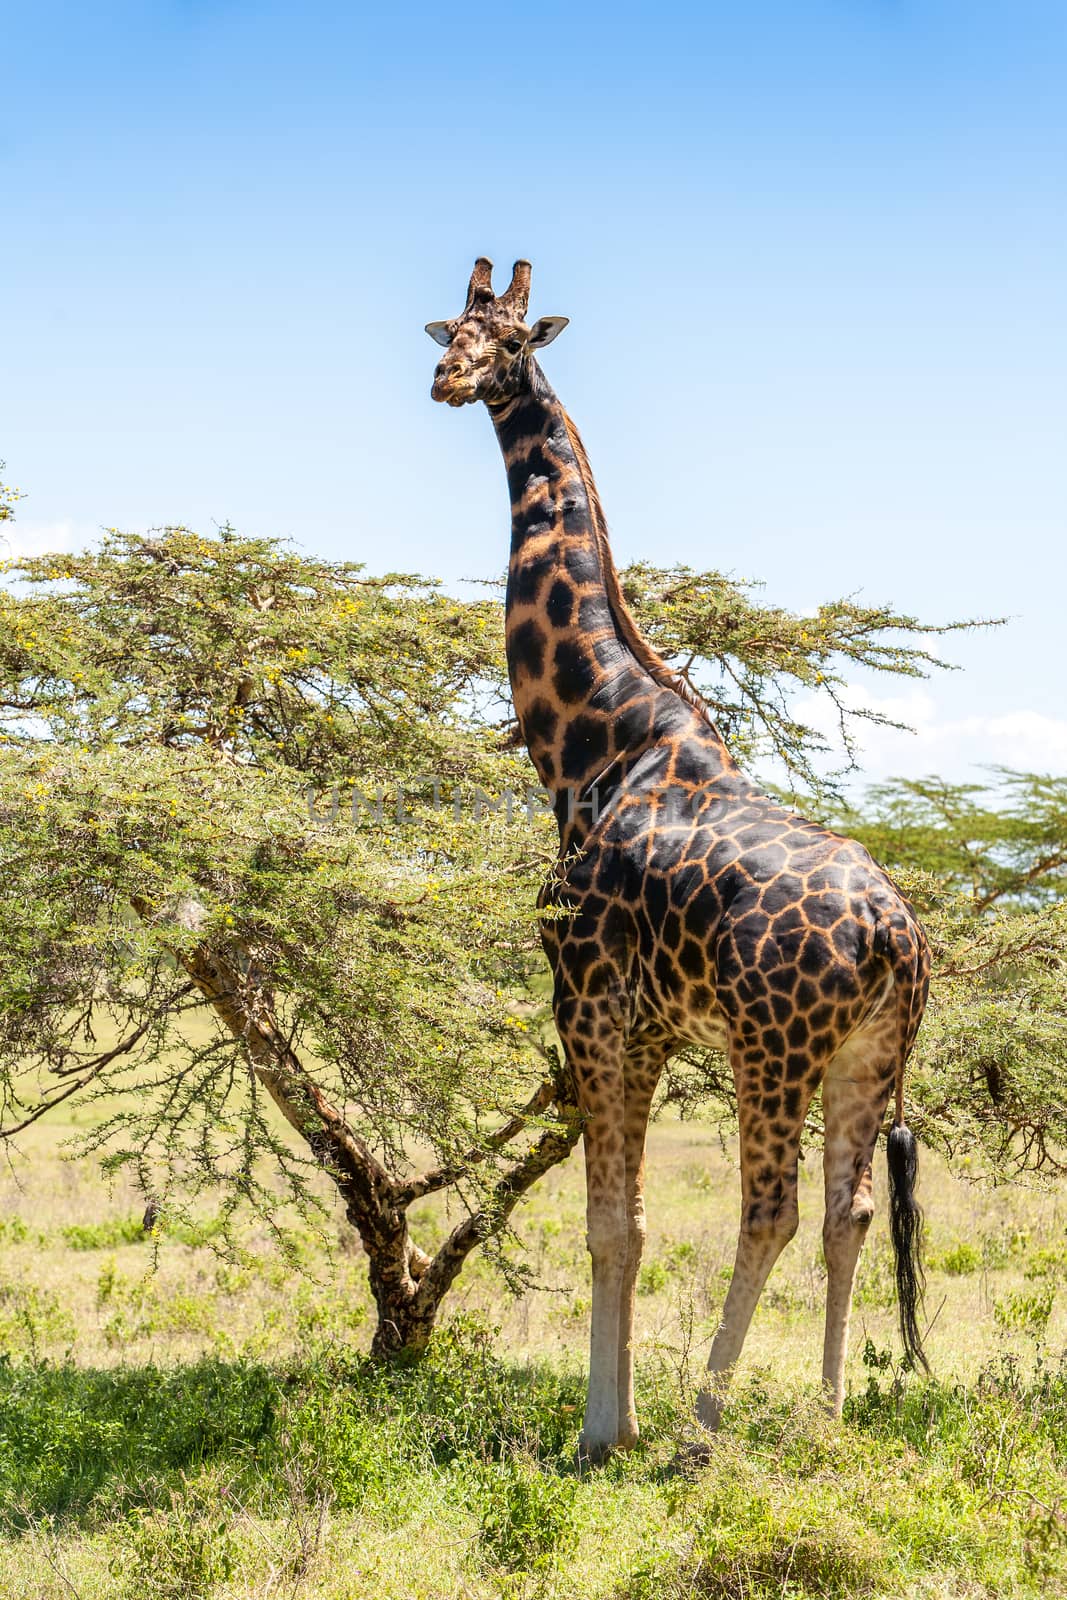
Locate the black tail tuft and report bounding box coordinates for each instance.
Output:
[887,1122,929,1373]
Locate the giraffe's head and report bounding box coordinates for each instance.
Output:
[426,258,568,407]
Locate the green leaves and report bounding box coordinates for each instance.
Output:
[805,781,1067,1179]
[0,525,552,1237]
[0,465,21,525]
[0,526,506,778]
[620,561,992,793]
[0,515,1059,1256]
[832,771,1067,910]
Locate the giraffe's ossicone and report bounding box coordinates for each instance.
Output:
[428,258,930,1465]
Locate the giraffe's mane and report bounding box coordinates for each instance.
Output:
[559,409,718,732]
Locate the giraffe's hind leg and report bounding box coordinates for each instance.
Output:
[696,1047,820,1432]
[820,1024,898,1415]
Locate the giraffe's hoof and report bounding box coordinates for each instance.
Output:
[574,1437,614,1472]
[669,1431,715,1476]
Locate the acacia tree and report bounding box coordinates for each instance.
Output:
[832,772,1067,910]
[0,520,582,1353]
[1,486,1042,1353]
[817,776,1067,1178]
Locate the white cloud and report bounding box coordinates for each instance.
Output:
[978,709,1067,768]
[791,684,1067,785]
[0,520,96,561]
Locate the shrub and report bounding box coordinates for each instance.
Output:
[0,1284,75,1359]
[0,1358,279,1525]
[62,1218,146,1251]
[108,1471,239,1599]
[994,1287,1055,1337]
[935,1239,981,1276]
[469,1454,580,1573]
[638,1260,670,1295]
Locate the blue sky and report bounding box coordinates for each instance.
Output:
[4,0,1066,786]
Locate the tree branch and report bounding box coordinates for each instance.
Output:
[393,1075,560,1205]
[413,1060,581,1315]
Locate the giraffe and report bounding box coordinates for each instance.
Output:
[427,258,931,1465]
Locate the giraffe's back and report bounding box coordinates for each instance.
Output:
[553,742,929,1070]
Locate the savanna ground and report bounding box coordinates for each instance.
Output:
[0,1095,1064,1599]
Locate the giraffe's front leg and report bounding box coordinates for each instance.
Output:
[616,1041,671,1449]
[559,1006,629,1467]
[579,1092,628,1464]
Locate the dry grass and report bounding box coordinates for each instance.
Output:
[1,1106,1063,1383]
[0,1104,1064,1599]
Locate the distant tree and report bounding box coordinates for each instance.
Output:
[618,563,980,795]
[0,465,22,525]
[0,502,1025,1352]
[832,772,1067,910]
[814,776,1067,1178]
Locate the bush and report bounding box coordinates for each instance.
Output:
[62,1218,146,1251]
[109,1470,239,1599]
[935,1239,981,1276]
[469,1453,580,1573]
[0,1357,279,1525]
[994,1287,1056,1337]
[0,1326,1064,1595]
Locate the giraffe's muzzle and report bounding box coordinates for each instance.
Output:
[435,356,483,406]
[432,362,477,406]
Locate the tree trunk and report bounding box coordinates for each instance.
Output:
[367,1257,438,1359]
[131,899,582,1360]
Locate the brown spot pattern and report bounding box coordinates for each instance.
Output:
[429,257,931,1463]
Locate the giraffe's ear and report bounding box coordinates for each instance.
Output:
[425,321,452,347]
[527,316,569,349]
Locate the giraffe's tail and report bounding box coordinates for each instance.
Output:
[881,918,930,1374]
[887,1121,928,1372]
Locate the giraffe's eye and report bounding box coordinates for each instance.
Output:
[503,336,523,355]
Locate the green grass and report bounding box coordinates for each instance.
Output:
[0,1327,1063,1597]
[0,1114,1064,1597]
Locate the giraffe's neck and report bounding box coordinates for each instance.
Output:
[490,366,734,814]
